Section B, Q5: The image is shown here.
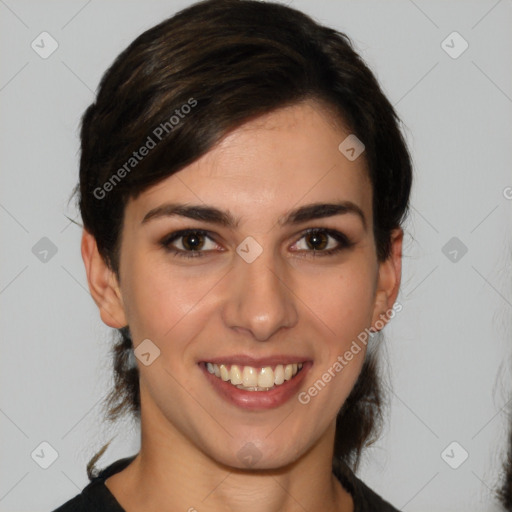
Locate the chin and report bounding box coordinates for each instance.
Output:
[203,433,311,472]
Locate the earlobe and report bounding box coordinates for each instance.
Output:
[371,228,403,331]
[81,230,127,328]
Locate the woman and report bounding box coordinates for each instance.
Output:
[53,0,412,510]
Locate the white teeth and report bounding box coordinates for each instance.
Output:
[230,364,242,385]
[206,362,303,391]
[274,364,285,385]
[242,366,258,387]
[258,367,274,388]
[219,364,229,381]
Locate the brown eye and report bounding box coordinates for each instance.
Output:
[305,231,328,251]
[160,229,220,258]
[290,228,354,257]
[182,232,205,251]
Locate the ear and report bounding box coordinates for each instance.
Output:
[371,228,403,331]
[81,229,127,328]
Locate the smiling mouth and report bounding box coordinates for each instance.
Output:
[205,362,304,391]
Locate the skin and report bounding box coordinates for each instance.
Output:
[82,100,402,512]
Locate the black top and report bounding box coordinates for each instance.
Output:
[52,455,399,512]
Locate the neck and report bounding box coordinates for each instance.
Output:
[106,388,354,512]
[118,451,353,512]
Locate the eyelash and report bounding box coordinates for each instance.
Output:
[160,228,355,259]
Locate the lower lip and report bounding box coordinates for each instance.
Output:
[200,362,311,411]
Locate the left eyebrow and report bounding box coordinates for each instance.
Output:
[280,201,367,230]
[141,200,367,231]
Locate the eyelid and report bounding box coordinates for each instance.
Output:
[160,228,220,249]
[289,228,354,253]
[159,227,354,259]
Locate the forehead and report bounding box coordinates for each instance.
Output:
[126,101,372,226]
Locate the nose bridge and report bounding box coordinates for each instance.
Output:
[222,245,298,341]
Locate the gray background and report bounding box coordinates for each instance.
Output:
[1,1,511,511]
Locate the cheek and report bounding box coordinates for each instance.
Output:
[296,258,377,346]
[293,255,376,406]
[122,249,377,349]
[328,273,375,339]
[120,254,224,343]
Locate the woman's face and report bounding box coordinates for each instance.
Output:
[88,100,401,469]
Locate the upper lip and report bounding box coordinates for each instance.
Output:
[200,355,310,367]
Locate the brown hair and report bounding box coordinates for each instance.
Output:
[500,427,512,510]
[77,0,412,480]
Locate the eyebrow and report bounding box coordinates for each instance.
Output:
[141,201,367,230]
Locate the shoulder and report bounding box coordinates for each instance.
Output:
[50,481,112,512]
[349,475,400,512]
[50,456,137,512]
[51,491,89,512]
[333,458,400,512]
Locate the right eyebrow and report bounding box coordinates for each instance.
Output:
[141,203,239,228]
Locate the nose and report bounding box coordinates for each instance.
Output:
[221,249,298,341]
